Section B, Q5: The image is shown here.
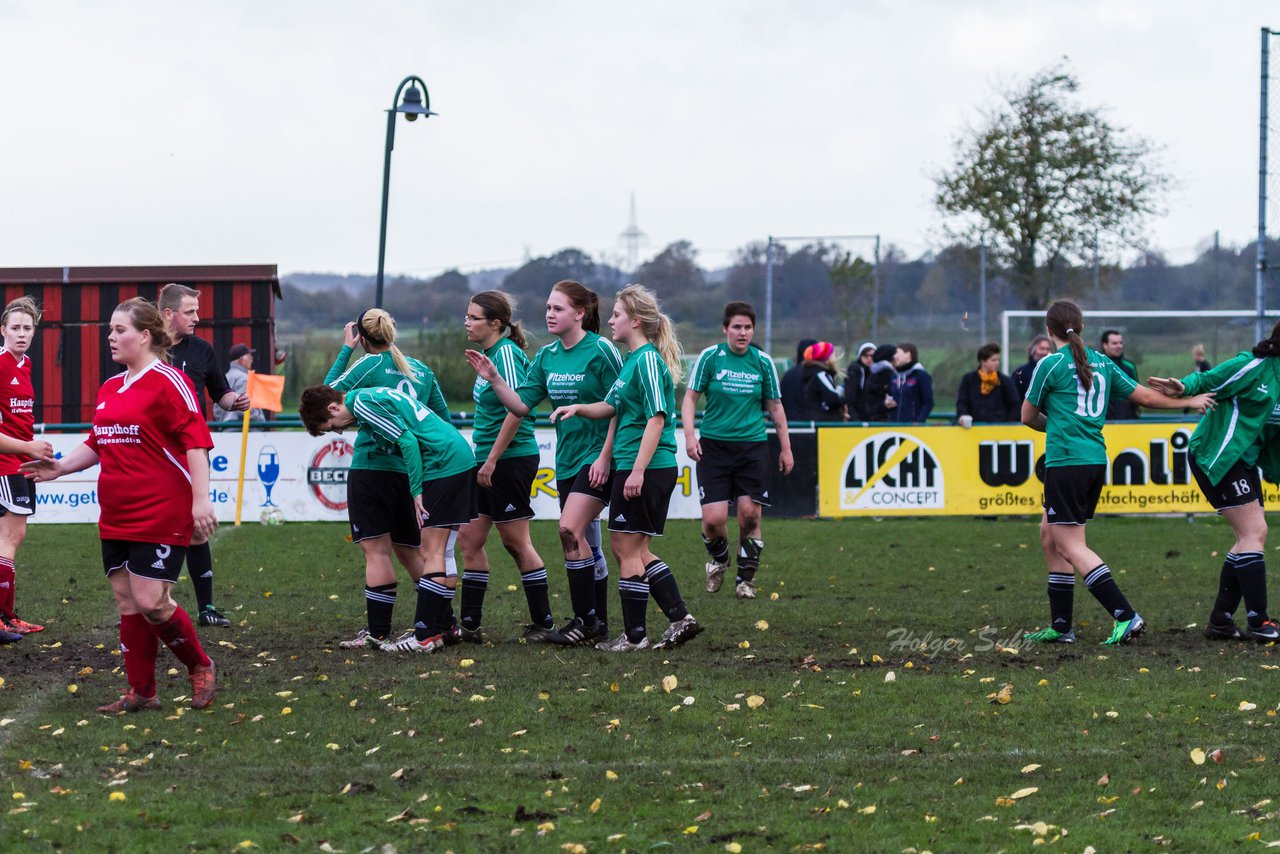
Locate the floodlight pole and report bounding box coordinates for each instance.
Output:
[1258,28,1272,342]
[375,75,436,309]
[978,234,987,343]
[762,232,880,356]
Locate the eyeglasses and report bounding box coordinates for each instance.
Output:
[464,314,488,322]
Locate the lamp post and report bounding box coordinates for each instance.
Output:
[375,75,436,309]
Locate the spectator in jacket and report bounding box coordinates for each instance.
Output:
[891,343,933,423]
[1101,330,1140,420]
[780,338,818,422]
[1012,335,1053,400]
[800,341,845,422]
[955,342,1021,426]
[842,342,876,421]
[214,344,265,422]
[868,344,899,421]
[1192,343,1213,373]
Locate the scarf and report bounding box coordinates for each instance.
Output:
[979,369,1000,396]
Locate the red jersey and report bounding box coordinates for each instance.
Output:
[86,360,214,545]
[0,349,35,476]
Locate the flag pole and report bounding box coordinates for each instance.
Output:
[234,373,253,527]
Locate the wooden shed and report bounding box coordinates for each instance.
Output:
[0,265,280,426]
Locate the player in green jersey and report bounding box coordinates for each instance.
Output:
[299,385,477,653]
[681,301,794,600]
[1149,322,1280,642]
[550,284,702,652]
[465,280,623,645]
[1021,301,1213,646]
[324,308,454,649]
[457,291,555,644]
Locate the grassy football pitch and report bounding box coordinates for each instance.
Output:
[1,516,1278,851]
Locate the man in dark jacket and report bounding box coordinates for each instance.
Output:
[780,338,818,422]
[1101,329,1140,420]
[842,342,876,421]
[1011,335,1052,400]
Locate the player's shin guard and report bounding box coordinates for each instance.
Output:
[414,574,451,640]
[459,569,489,631]
[186,541,214,612]
[1232,551,1270,626]
[1083,564,1134,623]
[1212,553,1246,624]
[120,613,159,698]
[365,583,397,639]
[644,559,688,621]
[565,557,598,623]
[585,519,608,574]
[521,567,553,629]
[619,576,650,642]
[1046,572,1075,633]
[444,529,459,577]
[152,606,212,672]
[736,537,763,584]
[0,556,14,617]
[702,534,730,566]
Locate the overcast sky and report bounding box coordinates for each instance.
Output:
[3,1,1279,278]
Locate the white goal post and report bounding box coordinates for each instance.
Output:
[1000,310,1280,374]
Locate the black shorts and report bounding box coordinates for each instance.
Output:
[477,454,538,523]
[608,466,678,537]
[102,539,188,582]
[1043,464,1106,526]
[348,468,421,548]
[696,438,771,506]
[557,463,612,511]
[1191,457,1264,512]
[421,468,479,528]
[0,474,35,517]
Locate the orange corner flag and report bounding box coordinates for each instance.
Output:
[247,371,286,413]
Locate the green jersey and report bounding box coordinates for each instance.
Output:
[605,343,677,470]
[345,388,474,497]
[1180,352,1280,484]
[1025,345,1137,467]
[689,342,780,442]
[471,337,539,462]
[326,347,450,473]
[516,331,624,479]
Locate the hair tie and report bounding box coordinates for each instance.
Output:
[1064,328,1075,336]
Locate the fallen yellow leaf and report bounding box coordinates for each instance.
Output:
[460,659,475,668]
[746,695,765,709]
[108,791,126,802]
[755,620,769,631]
[1021,764,1041,774]
[662,675,678,693]
[281,707,292,715]
[605,770,618,780]
[1190,748,1206,765]
[67,684,78,694]
[1010,787,1038,800]
[858,804,876,815]
[589,798,601,813]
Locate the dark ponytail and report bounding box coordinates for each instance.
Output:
[1045,300,1091,391]
[552,280,601,334]
[1253,319,1280,358]
[471,290,528,350]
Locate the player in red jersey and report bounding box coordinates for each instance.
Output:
[23,298,218,711]
[0,297,56,637]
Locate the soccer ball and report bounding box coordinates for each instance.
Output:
[260,507,285,526]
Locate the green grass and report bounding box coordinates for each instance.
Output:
[2,517,1278,851]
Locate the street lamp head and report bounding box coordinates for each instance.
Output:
[397,85,435,122]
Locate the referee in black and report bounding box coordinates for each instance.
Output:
[158,283,249,627]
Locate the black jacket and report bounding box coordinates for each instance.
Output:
[801,363,844,422]
[956,370,1021,423]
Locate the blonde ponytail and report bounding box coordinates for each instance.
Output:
[617,284,684,384]
[355,307,415,377]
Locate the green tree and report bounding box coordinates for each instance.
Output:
[933,64,1169,309]
[827,253,875,349]
[501,248,600,305]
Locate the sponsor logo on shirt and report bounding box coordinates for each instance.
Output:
[9,396,33,411]
[93,424,143,445]
[548,372,587,384]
